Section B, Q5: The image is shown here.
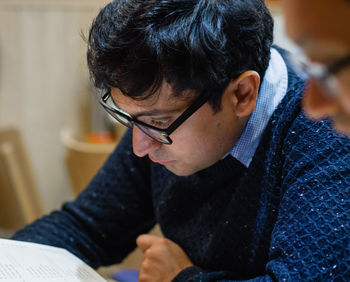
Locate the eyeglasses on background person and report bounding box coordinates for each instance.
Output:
[99,90,210,144]
[287,48,350,97]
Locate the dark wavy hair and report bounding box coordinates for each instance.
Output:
[87,0,273,111]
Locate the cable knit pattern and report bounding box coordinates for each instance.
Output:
[12,51,350,281]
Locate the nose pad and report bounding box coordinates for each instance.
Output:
[132,126,161,157]
[302,79,339,120]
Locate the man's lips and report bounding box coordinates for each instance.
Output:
[149,155,175,165]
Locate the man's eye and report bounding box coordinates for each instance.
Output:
[150,119,170,128]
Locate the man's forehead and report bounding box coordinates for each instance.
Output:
[296,36,350,63]
[284,0,350,50]
[112,79,196,102]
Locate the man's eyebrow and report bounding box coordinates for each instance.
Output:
[132,108,182,118]
[112,96,184,118]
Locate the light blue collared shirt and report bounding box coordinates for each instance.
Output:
[227,48,288,167]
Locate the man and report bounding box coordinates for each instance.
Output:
[13,0,350,281]
[282,0,350,134]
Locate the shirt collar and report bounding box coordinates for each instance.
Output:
[226,48,288,167]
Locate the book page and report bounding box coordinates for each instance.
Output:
[0,238,106,281]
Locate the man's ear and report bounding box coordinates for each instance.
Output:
[225,71,260,117]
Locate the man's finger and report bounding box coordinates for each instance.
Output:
[136,234,161,252]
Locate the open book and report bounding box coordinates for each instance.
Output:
[0,238,107,281]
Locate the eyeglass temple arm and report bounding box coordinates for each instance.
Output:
[328,54,350,75]
[165,93,210,135]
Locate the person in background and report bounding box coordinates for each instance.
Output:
[282,0,350,134]
[12,0,350,281]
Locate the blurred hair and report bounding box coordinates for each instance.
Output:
[87,0,273,111]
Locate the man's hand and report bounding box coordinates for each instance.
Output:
[136,234,194,282]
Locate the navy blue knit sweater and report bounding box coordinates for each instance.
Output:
[13,59,350,281]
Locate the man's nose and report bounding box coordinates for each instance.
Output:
[132,126,162,157]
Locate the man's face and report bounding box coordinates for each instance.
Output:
[282,0,350,134]
[111,82,245,176]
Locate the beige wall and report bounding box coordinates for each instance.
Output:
[0,0,108,212]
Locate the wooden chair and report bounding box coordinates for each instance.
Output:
[0,128,44,231]
[61,128,117,195]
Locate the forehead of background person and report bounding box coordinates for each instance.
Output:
[283,0,350,49]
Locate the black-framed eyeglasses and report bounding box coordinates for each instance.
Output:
[99,91,210,144]
[287,49,350,97]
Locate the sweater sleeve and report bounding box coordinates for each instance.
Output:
[173,118,350,281]
[12,129,156,268]
[265,118,350,281]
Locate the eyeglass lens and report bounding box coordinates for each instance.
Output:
[104,95,171,143]
[136,124,170,144]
